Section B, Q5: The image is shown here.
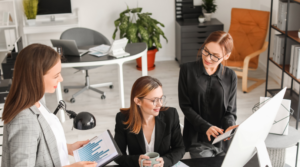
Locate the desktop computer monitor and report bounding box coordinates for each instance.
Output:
[222,88,287,167]
[37,0,72,15]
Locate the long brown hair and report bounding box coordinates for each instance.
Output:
[120,76,166,134]
[197,31,234,67]
[2,44,60,124]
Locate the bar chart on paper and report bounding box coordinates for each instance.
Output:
[74,130,119,166]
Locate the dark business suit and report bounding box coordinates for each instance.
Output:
[114,107,185,167]
[178,60,237,152]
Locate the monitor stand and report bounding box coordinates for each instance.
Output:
[48,15,64,23]
[256,141,272,167]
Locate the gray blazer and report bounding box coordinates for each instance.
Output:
[1,103,62,167]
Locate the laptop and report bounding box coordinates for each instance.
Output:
[51,39,89,56]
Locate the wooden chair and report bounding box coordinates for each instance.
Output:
[226,8,270,93]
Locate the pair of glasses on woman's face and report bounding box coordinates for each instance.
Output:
[201,47,223,62]
[143,95,166,106]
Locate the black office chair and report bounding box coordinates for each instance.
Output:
[60,27,113,103]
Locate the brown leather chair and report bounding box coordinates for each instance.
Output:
[226,8,269,93]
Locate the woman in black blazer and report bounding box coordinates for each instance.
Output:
[114,76,185,167]
[178,31,238,154]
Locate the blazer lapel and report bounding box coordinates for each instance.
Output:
[30,105,61,167]
[154,116,166,152]
[136,129,146,153]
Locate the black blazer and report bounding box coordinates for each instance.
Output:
[178,60,237,151]
[114,107,185,167]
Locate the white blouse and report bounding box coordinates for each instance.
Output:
[143,126,155,153]
[38,102,70,166]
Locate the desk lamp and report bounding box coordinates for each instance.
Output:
[54,100,96,130]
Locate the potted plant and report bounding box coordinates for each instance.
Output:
[198,14,205,23]
[112,7,168,71]
[23,0,38,26]
[201,0,217,21]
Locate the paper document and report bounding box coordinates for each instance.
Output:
[89,45,111,57]
[212,128,237,145]
[172,161,189,167]
[73,130,119,167]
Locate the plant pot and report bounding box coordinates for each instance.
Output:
[204,13,212,21]
[198,18,205,23]
[136,48,158,71]
[26,19,36,26]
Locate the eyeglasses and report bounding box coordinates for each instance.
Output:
[201,47,223,62]
[142,95,166,106]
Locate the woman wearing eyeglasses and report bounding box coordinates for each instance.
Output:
[178,31,238,155]
[114,76,185,167]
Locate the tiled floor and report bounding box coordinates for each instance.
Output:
[44,60,299,166]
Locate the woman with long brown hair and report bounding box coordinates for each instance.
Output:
[114,76,185,167]
[178,31,238,157]
[1,44,96,167]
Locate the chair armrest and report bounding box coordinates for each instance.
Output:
[243,41,268,71]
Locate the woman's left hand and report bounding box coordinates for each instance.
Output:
[153,157,164,167]
[224,125,239,141]
[67,140,90,156]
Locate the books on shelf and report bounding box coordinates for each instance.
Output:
[4,29,16,50]
[277,0,300,31]
[289,45,300,78]
[273,35,285,64]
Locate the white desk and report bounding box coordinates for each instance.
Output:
[56,43,148,122]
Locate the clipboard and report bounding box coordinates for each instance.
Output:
[73,130,122,167]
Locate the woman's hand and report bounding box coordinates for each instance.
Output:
[206,126,224,141]
[224,125,239,141]
[67,140,90,156]
[138,155,151,167]
[66,161,97,167]
[154,157,164,167]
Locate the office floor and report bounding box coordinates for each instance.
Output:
[44,60,300,166]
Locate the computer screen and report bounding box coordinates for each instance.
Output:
[37,0,72,15]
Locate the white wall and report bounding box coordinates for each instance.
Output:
[9,0,255,62]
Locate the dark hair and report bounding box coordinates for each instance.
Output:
[2,44,60,124]
[120,76,167,134]
[197,31,234,67]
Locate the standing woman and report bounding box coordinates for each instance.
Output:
[178,31,238,155]
[1,44,97,167]
[114,76,185,167]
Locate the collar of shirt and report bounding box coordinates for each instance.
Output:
[197,59,223,80]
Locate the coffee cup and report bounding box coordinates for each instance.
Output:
[140,152,160,167]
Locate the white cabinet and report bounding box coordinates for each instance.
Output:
[0,0,19,52]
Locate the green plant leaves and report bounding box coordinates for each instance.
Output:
[202,0,217,13]
[23,0,38,19]
[131,8,142,13]
[113,6,168,50]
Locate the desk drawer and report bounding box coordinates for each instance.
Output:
[181,31,211,38]
[182,25,223,32]
[181,56,198,64]
[181,37,206,43]
[182,50,200,57]
[182,43,203,50]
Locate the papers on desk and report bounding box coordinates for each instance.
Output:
[88,44,110,57]
[172,161,189,167]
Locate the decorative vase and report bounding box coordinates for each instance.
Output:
[204,13,212,21]
[298,32,300,38]
[136,48,158,71]
[198,17,205,23]
[26,19,36,26]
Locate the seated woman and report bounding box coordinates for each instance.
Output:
[114,76,185,167]
[1,44,96,167]
[178,31,238,156]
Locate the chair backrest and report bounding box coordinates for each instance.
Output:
[60,27,111,47]
[228,8,269,69]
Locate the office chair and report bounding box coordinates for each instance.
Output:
[60,27,113,103]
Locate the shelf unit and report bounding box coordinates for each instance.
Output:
[265,0,300,166]
[0,0,19,52]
